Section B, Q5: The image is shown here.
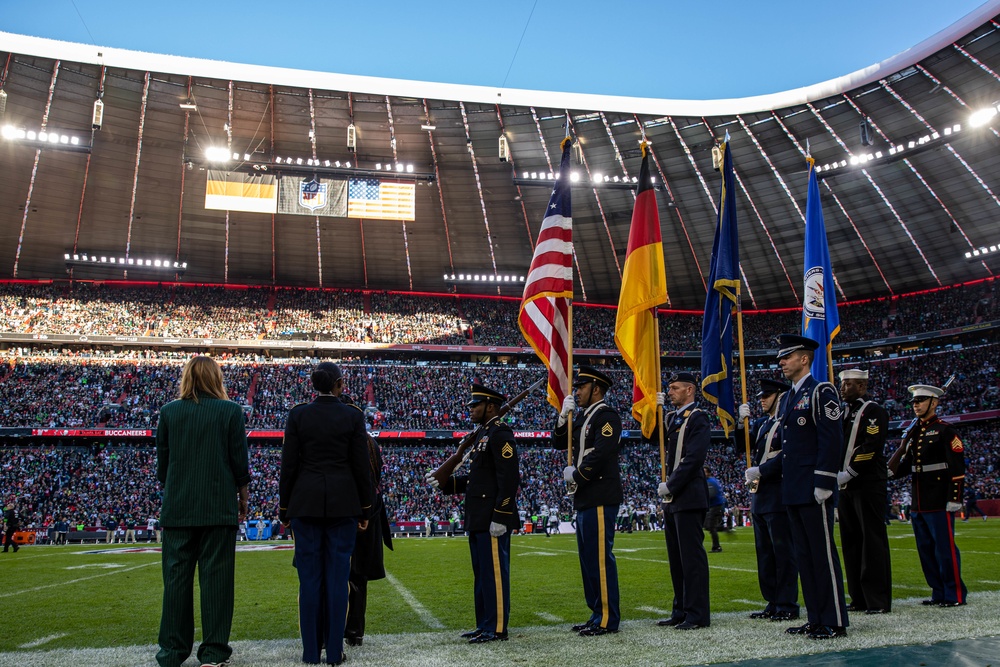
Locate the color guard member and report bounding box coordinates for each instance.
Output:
[655,372,711,630]
[554,365,623,636]
[889,384,967,607]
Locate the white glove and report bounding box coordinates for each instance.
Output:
[489,521,507,537]
[425,471,440,490]
[946,502,962,513]
[563,465,576,483]
[814,487,833,504]
[656,392,665,406]
[738,403,750,420]
[745,467,761,483]
[558,395,576,426]
[657,482,671,498]
[837,471,852,486]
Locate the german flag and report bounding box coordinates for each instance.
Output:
[614,143,667,438]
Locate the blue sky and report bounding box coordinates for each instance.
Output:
[1,0,989,99]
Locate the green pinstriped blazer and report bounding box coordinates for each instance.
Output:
[156,396,252,527]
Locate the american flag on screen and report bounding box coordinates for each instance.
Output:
[347,178,416,221]
[517,139,573,411]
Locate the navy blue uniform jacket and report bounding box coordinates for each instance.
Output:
[765,375,843,507]
[280,396,373,522]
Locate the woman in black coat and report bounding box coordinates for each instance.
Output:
[280,363,372,665]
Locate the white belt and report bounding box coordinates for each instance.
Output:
[914,462,948,473]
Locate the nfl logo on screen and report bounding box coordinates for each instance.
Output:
[299,179,328,211]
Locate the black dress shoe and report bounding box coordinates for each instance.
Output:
[656,617,684,627]
[786,623,815,635]
[469,631,508,644]
[710,546,723,553]
[865,608,889,615]
[749,609,773,619]
[344,636,363,647]
[768,611,800,622]
[460,628,484,639]
[938,601,966,607]
[807,625,847,640]
[846,603,866,612]
[579,626,618,636]
[571,622,594,632]
[921,599,942,606]
[674,621,708,630]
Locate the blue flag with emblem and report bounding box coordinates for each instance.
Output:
[801,158,840,382]
[700,141,739,437]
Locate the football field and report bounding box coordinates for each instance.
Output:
[2,521,999,666]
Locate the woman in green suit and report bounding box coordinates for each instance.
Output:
[156,356,251,667]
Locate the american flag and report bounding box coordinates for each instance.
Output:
[347,178,416,221]
[518,140,573,411]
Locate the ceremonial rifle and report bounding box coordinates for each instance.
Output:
[428,377,546,485]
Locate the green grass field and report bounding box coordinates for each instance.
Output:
[2,520,1000,666]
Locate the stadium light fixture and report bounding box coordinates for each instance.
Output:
[966,245,999,260]
[1,125,90,152]
[204,147,230,162]
[66,253,187,272]
[179,98,197,111]
[969,105,999,128]
[0,88,7,115]
[446,273,526,285]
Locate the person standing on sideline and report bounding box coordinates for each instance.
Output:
[837,369,892,615]
[341,394,394,649]
[964,483,987,521]
[155,355,251,667]
[280,362,373,665]
[655,372,711,631]
[738,378,800,623]
[749,334,848,640]
[2,500,20,553]
[553,366,624,637]
[426,383,521,644]
[704,469,727,553]
[888,384,968,607]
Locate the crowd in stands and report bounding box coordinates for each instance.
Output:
[1,279,997,349]
[5,417,999,538]
[2,340,998,431]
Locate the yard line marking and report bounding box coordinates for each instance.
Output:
[732,599,762,607]
[384,571,444,629]
[18,633,68,649]
[0,562,157,599]
[535,611,564,622]
[979,580,1000,585]
[636,605,672,615]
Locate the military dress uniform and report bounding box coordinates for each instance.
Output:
[440,385,521,641]
[837,370,892,614]
[658,372,711,629]
[742,379,799,620]
[553,366,623,634]
[892,384,967,606]
[280,376,373,665]
[767,335,848,637]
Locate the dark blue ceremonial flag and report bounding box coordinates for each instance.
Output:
[801,159,840,382]
[701,142,739,437]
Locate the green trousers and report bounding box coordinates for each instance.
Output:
[157,525,237,667]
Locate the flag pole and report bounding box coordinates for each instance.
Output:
[562,132,574,469]
[735,286,751,467]
[654,305,666,482]
[567,301,574,467]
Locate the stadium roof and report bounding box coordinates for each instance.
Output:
[1,2,1000,309]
